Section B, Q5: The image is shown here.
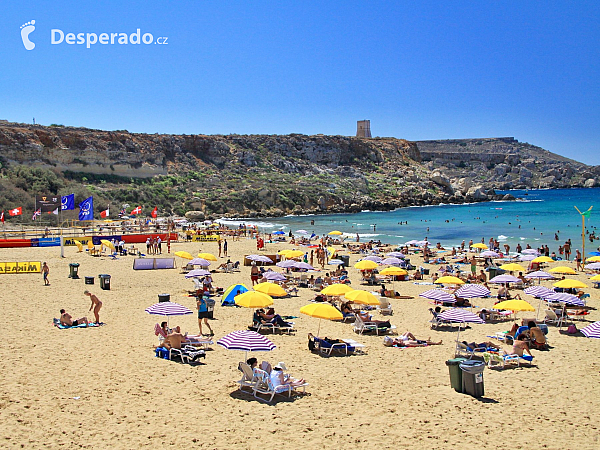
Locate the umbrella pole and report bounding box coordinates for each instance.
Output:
[317,319,322,337]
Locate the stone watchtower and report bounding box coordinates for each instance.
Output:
[356,120,371,138]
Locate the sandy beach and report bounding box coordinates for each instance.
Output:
[1,235,599,449]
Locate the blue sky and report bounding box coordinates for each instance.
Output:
[2,1,599,164]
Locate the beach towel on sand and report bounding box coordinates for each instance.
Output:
[53,319,102,329]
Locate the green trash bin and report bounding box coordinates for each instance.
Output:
[488,267,498,279]
[460,360,486,398]
[69,263,80,279]
[445,357,467,392]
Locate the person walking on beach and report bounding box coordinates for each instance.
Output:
[218,239,222,257]
[250,261,260,286]
[197,294,214,336]
[42,262,50,286]
[85,290,102,324]
[223,239,228,257]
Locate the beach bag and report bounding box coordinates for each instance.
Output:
[567,324,578,334]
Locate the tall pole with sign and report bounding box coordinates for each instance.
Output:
[574,206,593,264]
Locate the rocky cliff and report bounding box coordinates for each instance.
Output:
[1,122,594,220]
[416,137,599,190]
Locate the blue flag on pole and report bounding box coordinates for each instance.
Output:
[78,197,94,221]
[61,194,75,210]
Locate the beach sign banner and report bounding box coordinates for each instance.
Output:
[192,234,219,242]
[63,237,94,246]
[0,261,42,274]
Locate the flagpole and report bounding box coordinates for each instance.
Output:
[575,206,593,265]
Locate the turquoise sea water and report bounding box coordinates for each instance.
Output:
[221,188,600,254]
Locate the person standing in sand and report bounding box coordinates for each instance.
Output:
[85,290,102,324]
[42,262,50,286]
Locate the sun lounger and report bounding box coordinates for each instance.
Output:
[251,368,308,403]
[377,297,393,316]
[251,321,296,335]
[237,362,259,391]
[308,333,362,356]
[353,314,397,335]
[482,352,521,369]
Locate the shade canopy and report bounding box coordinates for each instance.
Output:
[100,239,116,251]
[438,308,485,324]
[344,289,381,305]
[234,291,274,309]
[217,330,277,352]
[524,286,555,297]
[419,289,455,303]
[480,251,500,258]
[188,258,210,267]
[493,299,535,312]
[254,282,287,297]
[174,251,193,260]
[489,274,520,284]
[379,267,408,276]
[300,303,343,320]
[545,292,585,306]
[525,271,555,280]
[553,279,588,289]
[532,256,554,263]
[500,263,526,272]
[145,302,193,316]
[580,322,600,339]
[434,276,465,285]
[197,252,218,261]
[246,254,274,263]
[471,243,488,249]
[185,269,211,278]
[363,255,383,263]
[328,230,343,235]
[454,284,491,298]
[548,266,577,275]
[354,260,379,270]
[262,271,287,282]
[321,284,354,296]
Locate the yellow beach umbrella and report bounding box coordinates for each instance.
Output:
[300,303,343,335]
[494,299,535,312]
[379,267,408,276]
[354,260,379,270]
[590,274,600,281]
[278,249,292,256]
[328,230,343,235]
[100,239,116,251]
[549,266,577,275]
[234,291,274,309]
[321,284,354,296]
[175,251,193,260]
[327,246,337,257]
[435,276,465,285]
[198,252,218,261]
[500,263,526,272]
[285,250,305,259]
[553,279,588,289]
[532,256,554,263]
[587,256,600,262]
[471,243,488,249]
[73,240,83,252]
[254,282,287,297]
[344,289,380,306]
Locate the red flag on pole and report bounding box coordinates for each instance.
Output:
[9,207,22,216]
[131,206,142,215]
[151,206,158,218]
[100,207,110,218]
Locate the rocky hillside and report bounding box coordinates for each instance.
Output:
[416,137,599,190]
[0,122,504,220]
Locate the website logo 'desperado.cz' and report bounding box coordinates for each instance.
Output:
[20,20,168,50]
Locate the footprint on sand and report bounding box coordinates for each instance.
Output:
[20,20,36,50]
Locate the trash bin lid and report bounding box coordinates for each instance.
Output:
[445,357,467,366]
[70,263,80,267]
[459,360,486,373]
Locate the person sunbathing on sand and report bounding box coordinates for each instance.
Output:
[270,362,305,387]
[384,333,442,347]
[60,309,89,327]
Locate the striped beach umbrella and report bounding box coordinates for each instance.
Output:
[386,252,406,258]
[545,292,585,306]
[329,259,345,265]
[217,330,277,360]
[524,286,554,298]
[276,260,298,268]
[293,262,315,270]
[454,284,491,298]
[525,271,555,281]
[184,269,211,278]
[438,308,485,324]
[188,258,211,266]
[584,262,600,270]
[145,302,193,326]
[381,257,404,266]
[580,322,600,339]
[438,308,485,342]
[246,254,274,264]
[489,274,520,284]
[364,255,383,263]
[521,249,540,255]
[263,271,287,282]
[480,251,500,258]
[419,289,455,304]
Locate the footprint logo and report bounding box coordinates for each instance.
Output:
[20,20,36,50]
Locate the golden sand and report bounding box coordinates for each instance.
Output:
[1,237,599,449]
